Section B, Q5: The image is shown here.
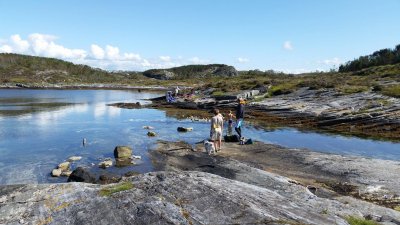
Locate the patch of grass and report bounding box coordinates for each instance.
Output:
[99,182,134,197]
[345,216,378,225]
[382,85,400,98]
[338,85,369,94]
[394,205,400,211]
[268,82,298,96]
[211,90,226,96]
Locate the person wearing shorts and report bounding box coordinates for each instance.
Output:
[210,108,224,151]
[235,98,245,138]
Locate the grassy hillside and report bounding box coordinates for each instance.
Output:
[1,53,399,98]
[0,53,144,85]
[196,63,400,98]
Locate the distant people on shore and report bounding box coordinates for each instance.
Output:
[174,86,180,97]
[235,97,245,138]
[166,91,175,103]
[210,108,224,152]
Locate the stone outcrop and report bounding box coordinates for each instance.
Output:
[143,64,238,80]
[113,146,132,159]
[1,171,400,225]
[251,88,400,139]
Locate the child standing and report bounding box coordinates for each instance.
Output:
[227,110,234,135]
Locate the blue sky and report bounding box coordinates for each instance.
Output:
[1,0,399,73]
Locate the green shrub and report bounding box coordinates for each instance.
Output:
[99,182,134,197]
[346,216,378,225]
[382,85,400,98]
[338,85,369,94]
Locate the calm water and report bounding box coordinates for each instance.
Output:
[0,89,399,185]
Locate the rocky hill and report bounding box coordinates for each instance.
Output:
[143,64,238,80]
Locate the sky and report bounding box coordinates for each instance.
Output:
[0,0,399,73]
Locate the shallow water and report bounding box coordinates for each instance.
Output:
[0,89,399,185]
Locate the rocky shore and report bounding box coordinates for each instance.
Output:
[136,88,400,140]
[1,140,400,224]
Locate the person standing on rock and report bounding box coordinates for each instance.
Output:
[235,98,245,138]
[210,108,224,152]
[227,110,234,135]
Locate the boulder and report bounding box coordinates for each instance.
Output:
[177,127,193,132]
[114,146,132,159]
[224,135,240,142]
[67,167,96,183]
[51,169,62,177]
[147,131,156,137]
[58,162,70,171]
[99,159,113,169]
[67,156,82,162]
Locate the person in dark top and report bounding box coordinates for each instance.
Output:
[235,97,245,138]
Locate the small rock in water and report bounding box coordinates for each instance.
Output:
[114,146,133,159]
[177,127,193,132]
[58,162,70,171]
[68,156,82,162]
[51,169,62,177]
[131,155,141,160]
[147,131,156,137]
[142,126,154,130]
[99,160,113,169]
[61,171,72,177]
[68,167,96,183]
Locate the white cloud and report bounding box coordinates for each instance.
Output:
[159,56,171,62]
[141,59,152,67]
[322,57,341,66]
[283,41,293,50]
[27,33,87,59]
[90,44,105,59]
[0,44,13,53]
[237,57,249,63]
[10,34,30,53]
[124,53,141,61]
[105,45,120,60]
[0,33,213,71]
[189,56,209,64]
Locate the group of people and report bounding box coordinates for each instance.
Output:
[210,97,245,152]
